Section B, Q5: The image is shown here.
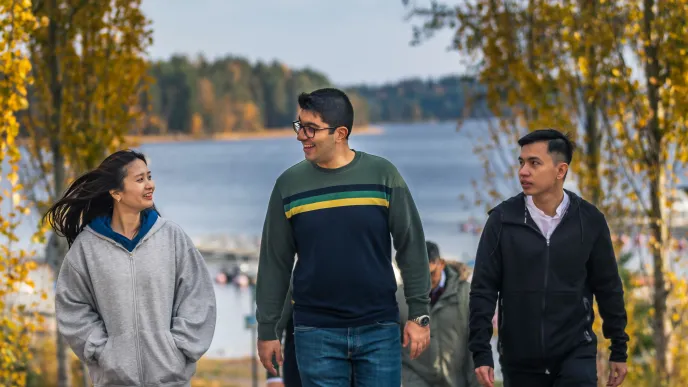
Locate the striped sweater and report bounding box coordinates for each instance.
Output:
[255,150,431,340]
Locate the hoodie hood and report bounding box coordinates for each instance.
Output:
[88,208,160,252]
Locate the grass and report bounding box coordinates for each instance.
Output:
[191,357,265,387]
[25,333,265,387]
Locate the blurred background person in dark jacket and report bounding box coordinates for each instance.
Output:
[397,241,480,387]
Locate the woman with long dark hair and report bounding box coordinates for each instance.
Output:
[45,149,217,387]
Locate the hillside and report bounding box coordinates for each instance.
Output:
[136,54,489,135]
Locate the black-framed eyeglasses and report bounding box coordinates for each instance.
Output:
[292,120,336,139]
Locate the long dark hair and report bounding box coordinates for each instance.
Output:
[43,149,157,247]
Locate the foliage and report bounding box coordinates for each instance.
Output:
[16,1,153,386]
[595,248,688,386]
[1,1,152,386]
[137,54,490,134]
[142,56,332,134]
[0,1,45,386]
[22,0,154,201]
[600,2,688,381]
[349,75,489,123]
[403,0,688,384]
[593,251,648,385]
[403,0,628,212]
[25,333,89,387]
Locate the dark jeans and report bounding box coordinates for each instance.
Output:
[293,321,401,387]
[503,343,597,387]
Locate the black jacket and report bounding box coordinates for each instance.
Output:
[468,190,629,374]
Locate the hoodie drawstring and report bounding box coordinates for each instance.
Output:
[524,206,528,224]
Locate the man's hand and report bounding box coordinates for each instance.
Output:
[475,366,494,387]
[257,339,282,376]
[403,321,430,359]
[607,361,627,387]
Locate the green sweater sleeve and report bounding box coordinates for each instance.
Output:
[256,183,296,340]
[388,168,431,319]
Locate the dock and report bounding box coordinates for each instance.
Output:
[193,234,260,261]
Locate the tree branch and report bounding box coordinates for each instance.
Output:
[32,0,44,14]
[600,97,651,218]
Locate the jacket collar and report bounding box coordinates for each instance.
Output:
[489,189,586,244]
[491,189,581,224]
[432,264,462,309]
[85,213,167,252]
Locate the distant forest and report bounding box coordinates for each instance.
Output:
[137,55,489,135]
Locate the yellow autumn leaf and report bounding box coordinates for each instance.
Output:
[11,193,20,206]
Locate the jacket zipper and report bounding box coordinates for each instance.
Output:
[129,250,145,384]
[86,227,157,384]
[542,238,550,374]
[521,205,575,375]
[522,211,551,375]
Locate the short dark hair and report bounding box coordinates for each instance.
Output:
[298,88,354,139]
[426,241,441,262]
[517,128,575,165]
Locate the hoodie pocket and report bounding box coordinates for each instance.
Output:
[139,330,188,384]
[498,292,543,366]
[94,333,140,386]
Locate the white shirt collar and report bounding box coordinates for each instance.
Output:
[526,191,570,219]
[432,268,446,293]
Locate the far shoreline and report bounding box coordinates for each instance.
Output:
[126,125,384,145]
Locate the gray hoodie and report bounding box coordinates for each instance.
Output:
[55,217,217,387]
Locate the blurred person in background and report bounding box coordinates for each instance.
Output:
[397,241,480,387]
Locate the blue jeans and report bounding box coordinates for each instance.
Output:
[293,321,401,387]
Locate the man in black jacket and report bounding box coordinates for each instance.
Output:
[468,129,630,387]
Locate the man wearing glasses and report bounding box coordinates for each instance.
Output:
[255,87,431,387]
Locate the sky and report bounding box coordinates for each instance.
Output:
[140,0,468,86]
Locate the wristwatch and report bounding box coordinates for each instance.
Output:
[410,315,430,327]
